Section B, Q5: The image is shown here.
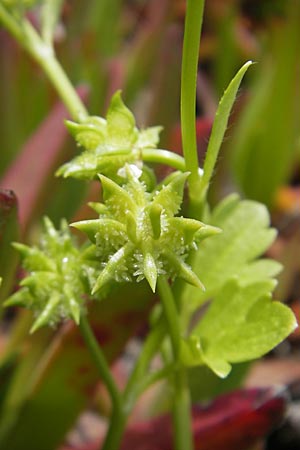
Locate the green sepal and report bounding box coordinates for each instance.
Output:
[163,249,204,290]
[106,90,137,147]
[152,172,189,216]
[12,243,55,272]
[169,218,221,245]
[30,293,61,333]
[65,117,106,151]
[143,252,157,292]
[99,174,136,219]
[71,219,126,244]
[195,224,222,241]
[136,126,163,149]
[88,202,108,215]
[149,203,163,240]
[63,285,81,324]
[92,243,134,295]
[125,211,137,243]
[55,153,99,180]
[3,287,30,308]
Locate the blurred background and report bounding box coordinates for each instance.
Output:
[0,1,300,449]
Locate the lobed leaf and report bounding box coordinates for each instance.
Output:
[181,195,278,312]
[187,279,297,378]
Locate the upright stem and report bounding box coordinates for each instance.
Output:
[157,277,194,450]
[123,318,166,412]
[31,44,88,122]
[173,369,194,450]
[157,277,180,359]
[101,320,166,450]
[180,0,205,215]
[0,7,88,122]
[101,409,126,450]
[23,21,88,122]
[78,315,123,440]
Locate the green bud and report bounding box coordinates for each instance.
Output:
[57,91,162,181]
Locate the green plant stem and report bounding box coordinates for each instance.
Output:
[101,408,126,450]
[157,277,180,359]
[157,277,194,450]
[137,362,175,395]
[0,7,88,122]
[102,320,166,450]
[172,368,194,450]
[180,0,205,215]
[23,21,88,122]
[142,148,187,172]
[123,318,166,412]
[0,4,23,40]
[78,314,123,450]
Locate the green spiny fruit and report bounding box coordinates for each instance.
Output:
[4,218,99,333]
[72,165,221,295]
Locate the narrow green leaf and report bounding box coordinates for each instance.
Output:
[199,61,254,199]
